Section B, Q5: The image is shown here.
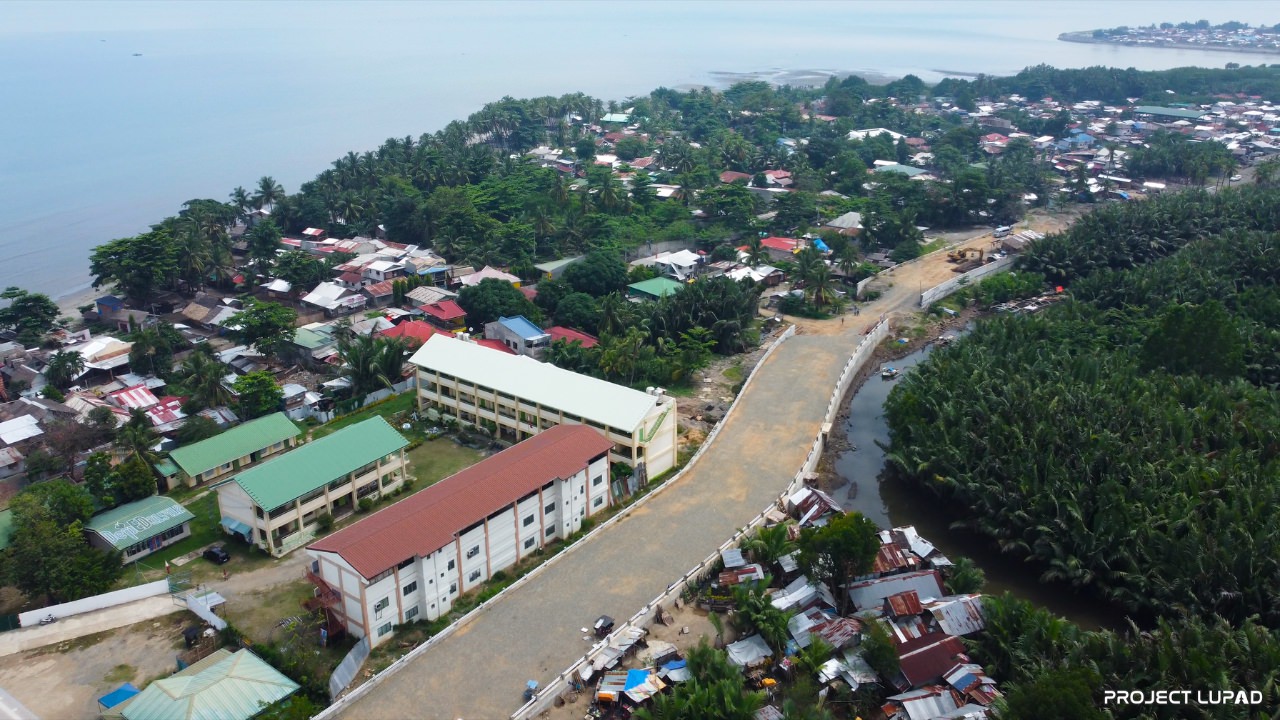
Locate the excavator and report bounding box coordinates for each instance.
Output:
[948,247,986,272]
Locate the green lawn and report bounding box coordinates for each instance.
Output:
[920,237,950,255]
[310,392,418,440]
[133,493,220,569]
[406,438,487,488]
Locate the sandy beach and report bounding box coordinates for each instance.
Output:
[54,286,103,322]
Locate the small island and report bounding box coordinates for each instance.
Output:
[1061,19,1280,56]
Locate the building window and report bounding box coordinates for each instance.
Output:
[522,515,534,527]
[449,583,458,594]
[468,570,481,582]
[403,582,418,596]
[524,537,535,550]
[398,557,413,570]
[466,545,480,559]
[378,623,393,637]
[592,475,603,487]
[406,606,419,621]
[545,525,556,537]
[544,502,555,514]
[593,496,604,507]
[374,597,389,612]
[447,559,455,570]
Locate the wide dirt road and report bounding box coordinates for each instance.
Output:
[332,228,992,719]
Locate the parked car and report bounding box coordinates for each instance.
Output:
[203,546,231,564]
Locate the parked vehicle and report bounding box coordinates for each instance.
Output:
[38,614,56,626]
[593,615,615,638]
[203,546,231,564]
[993,226,1012,238]
[523,679,539,701]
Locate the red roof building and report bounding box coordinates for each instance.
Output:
[720,170,752,184]
[475,338,516,355]
[547,326,599,349]
[420,300,467,330]
[380,320,441,348]
[895,632,968,688]
[761,236,804,254]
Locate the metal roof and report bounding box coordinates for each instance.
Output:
[85,496,195,552]
[925,595,986,636]
[497,315,548,340]
[119,649,297,720]
[886,686,960,720]
[169,413,301,478]
[0,416,42,445]
[231,417,408,511]
[627,277,684,298]
[847,570,943,612]
[896,632,967,687]
[109,384,159,411]
[410,334,663,433]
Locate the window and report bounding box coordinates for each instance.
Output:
[447,559,455,571]
[592,475,603,487]
[545,525,556,537]
[522,515,535,527]
[406,606,419,621]
[524,537,535,549]
[449,583,458,594]
[593,496,604,507]
[466,545,480,559]
[398,557,413,570]
[374,597,389,612]
[469,570,481,582]
[544,502,555,514]
[378,623,393,637]
[403,582,418,596]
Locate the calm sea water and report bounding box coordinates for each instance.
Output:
[2,0,1276,301]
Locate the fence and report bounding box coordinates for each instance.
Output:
[919,254,1017,308]
[184,591,227,631]
[18,579,170,627]
[311,324,798,719]
[329,637,371,701]
[510,318,891,720]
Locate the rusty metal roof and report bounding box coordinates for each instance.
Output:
[886,589,924,617]
[924,595,986,636]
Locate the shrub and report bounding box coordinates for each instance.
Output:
[315,513,334,533]
[358,498,374,513]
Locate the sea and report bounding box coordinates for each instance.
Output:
[2,0,1277,302]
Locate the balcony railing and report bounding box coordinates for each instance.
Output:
[303,569,342,610]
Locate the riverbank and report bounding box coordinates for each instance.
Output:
[1059,31,1280,56]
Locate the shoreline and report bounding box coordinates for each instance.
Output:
[1059,31,1280,57]
[54,286,102,322]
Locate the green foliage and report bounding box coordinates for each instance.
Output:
[83,452,116,508]
[43,350,85,391]
[4,480,122,603]
[273,250,329,289]
[552,292,601,333]
[562,250,628,297]
[999,667,1105,720]
[173,414,223,446]
[1126,131,1234,182]
[337,333,408,397]
[89,230,178,303]
[233,371,284,420]
[358,497,375,513]
[953,270,1045,308]
[1140,300,1244,380]
[631,639,766,720]
[0,287,60,345]
[245,219,284,270]
[227,299,298,359]
[797,512,879,615]
[315,513,334,533]
[457,278,540,328]
[111,455,158,503]
[944,556,986,594]
[177,347,233,411]
[860,620,900,681]
[128,324,186,377]
[730,579,790,653]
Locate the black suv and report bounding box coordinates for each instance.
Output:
[203,546,231,564]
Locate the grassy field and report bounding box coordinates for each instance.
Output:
[406,438,486,488]
[310,392,417,440]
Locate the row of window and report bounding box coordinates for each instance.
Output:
[121,524,186,557]
[426,378,634,439]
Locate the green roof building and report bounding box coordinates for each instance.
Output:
[873,163,929,177]
[216,417,410,556]
[85,496,195,562]
[1133,105,1205,121]
[168,413,301,488]
[116,648,297,720]
[627,277,685,301]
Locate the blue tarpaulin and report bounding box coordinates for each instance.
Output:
[624,669,650,691]
[220,517,252,537]
[660,660,687,672]
[812,238,830,252]
[98,683,139,709]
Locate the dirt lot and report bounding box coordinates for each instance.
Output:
[0,612,198,720]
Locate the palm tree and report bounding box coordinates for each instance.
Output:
[229,186,253,222]
[742,524,797,568]
[253,176,285,211]
[744,236,768,267]
[44,351,85,390]
[115,409,159,466]
[338,333,408,397]
[180,348,232,409]
[793,247,824,286]
[805,263,840,309]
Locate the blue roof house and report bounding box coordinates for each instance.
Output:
[483,315,552,359]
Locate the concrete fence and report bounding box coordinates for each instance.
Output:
[312,324,798,719]
[329,637,371,701]
[510,319,890,720]
[919,255,1017,308]
[19,580,170,627]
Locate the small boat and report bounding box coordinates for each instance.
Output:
[881,367,899,380]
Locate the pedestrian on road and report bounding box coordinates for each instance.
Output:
[840,317,844,326]
[222,569,228,581]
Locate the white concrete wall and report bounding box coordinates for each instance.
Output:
[586,456,610,516]
[487,507,518,575]
[20,580,170,626]
[216,482,260,545]
[920,255,1017,307]
[458,524,488,593]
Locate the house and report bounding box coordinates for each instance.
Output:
[895,632,968,688]
[379,320,441,349]
[882,686,960,720]
[720,170,752,184]
[459,266,520,288]
[847,570,944,611]
[652,249,702,281]
[627,277,684,301]
[362,260,405,284]
[848,127,906,141]
[302,282,367,317]
[484,315,551,359]
[873,164,930,178]
[305,425,613,646]
[215,417,409,556]
[547,326,599,349]
[760,236,804,261]
[411,334,678,477]
[406,286,457,307]
[0,447,24,480]
[108,384,159,412]
[113,648,298,720]
[420,300,467,331]
[823,211,863,236]
[63,335,133,380]
[533,256,584,280]
[84,496,195,563]
[923,594,986,636]
[168,412,301,488]
[95,295,125,320]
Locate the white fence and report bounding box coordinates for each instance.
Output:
[329,637,371,700]
[19,580,170,627]
[919,255,1017,308]
[510,318,890,719]
[184,592,227,631]
[311,325,798,719]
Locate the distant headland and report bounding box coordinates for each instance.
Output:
[1061,20,1280,57]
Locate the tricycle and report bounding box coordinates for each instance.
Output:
[523,679,538,702]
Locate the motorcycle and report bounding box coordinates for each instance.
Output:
[38,615,56,626]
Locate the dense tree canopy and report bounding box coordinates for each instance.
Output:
[3,480,122,603]
[0,287,60,345]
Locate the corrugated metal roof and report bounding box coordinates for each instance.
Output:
[232,417,407,511]
[409,334,663,433]
[886,589,924,617]
[926,595,986,636]
[169,413,300,478]
[847,570,943,611]
[885,686,960,720]
[310,425,611,579]
[0,415,42,445]
[874,542,920,575]
[896,633,967,687]
[85,496,195,551]
[120,648,297,720]
[109,384,159,411]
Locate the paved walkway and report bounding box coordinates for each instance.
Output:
[335,314,893,719]
[0,596,182,657]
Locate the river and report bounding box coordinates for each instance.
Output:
[830,330,1131,631]
[2,0,1278,302]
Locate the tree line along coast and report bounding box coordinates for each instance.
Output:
[0,62,1279,719]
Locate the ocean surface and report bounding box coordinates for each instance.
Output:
[2,0,1277,301]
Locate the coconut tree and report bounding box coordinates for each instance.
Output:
[744,236,768,267]
[44,351,85,390]
[253,176,285,211]
[742,524,797,569]
[115,409,159,466]
[804,263,840,309]
[179,348,233,410]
